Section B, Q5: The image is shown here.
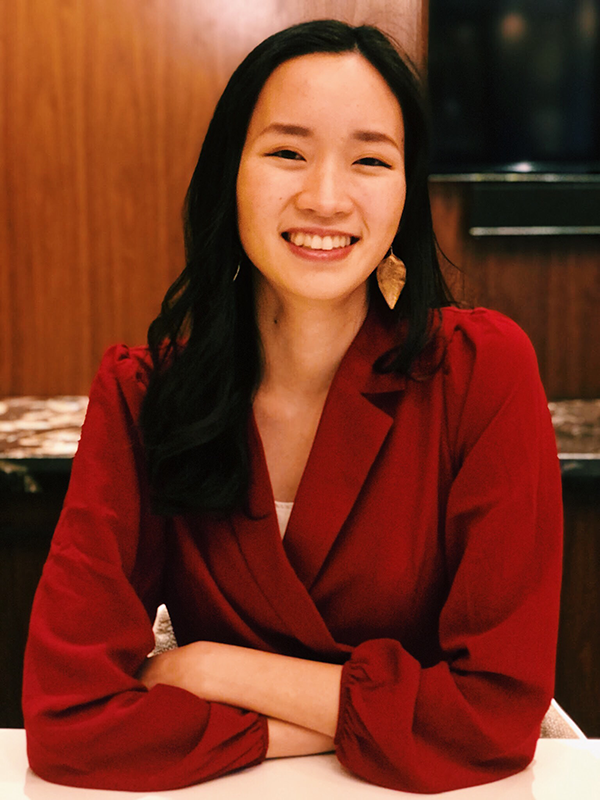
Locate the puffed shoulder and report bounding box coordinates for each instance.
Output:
[97,343,154,388]
[436,307,546,458]
[439,306,537,366]
[437,306,541,390]
[86,344,154,429]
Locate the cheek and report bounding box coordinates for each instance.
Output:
[236,165,254,218]
[376,180,406,234]
[236,169,263,246]
[238,166,277,222]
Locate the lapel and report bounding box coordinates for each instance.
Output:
[230,299,406,650]
[231,415,347,655]
[283,299,405,588]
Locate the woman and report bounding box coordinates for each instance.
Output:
[22,20,562,793]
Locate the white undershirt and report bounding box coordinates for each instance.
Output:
[274,500,294,538]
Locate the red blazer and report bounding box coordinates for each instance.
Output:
[22,305,563,793]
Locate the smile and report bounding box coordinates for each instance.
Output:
[283,232,358,251]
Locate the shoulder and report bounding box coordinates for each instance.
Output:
[88,343,153,423]
[435,308,546,454]
[437,306,539,383]
[96,343,153,386]
[439,306,536,358]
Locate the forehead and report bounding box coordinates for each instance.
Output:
[246,52,404,140]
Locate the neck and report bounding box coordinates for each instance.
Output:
[255,279,369,399]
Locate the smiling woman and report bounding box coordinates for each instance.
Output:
[22,19,563,796]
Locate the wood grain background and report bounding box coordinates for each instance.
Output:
[430,183,600,400]
[3,1,597,399]
[0,0,425,396]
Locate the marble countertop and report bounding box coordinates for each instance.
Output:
[549,400,600,456]
[549,399,600,478]
[0,397,88,459]
[0,397,599,485]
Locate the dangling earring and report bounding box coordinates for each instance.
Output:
[376,247,406,310]
[232,261,241,282]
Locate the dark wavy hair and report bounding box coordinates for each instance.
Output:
[140,19,456,514]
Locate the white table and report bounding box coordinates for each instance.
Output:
[1,729,599,799]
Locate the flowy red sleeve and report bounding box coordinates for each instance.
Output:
[334,313,563,793]
[22,345,267,791]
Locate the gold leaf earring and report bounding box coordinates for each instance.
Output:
[376,248,406,310]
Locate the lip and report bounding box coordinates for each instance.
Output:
[283,233,357,262]
[283,227,360,239]
[281,228,360,262]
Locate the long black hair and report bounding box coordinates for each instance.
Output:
[140,20,456,514]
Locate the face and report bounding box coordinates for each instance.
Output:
[236,52,406,306]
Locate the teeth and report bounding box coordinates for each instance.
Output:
[288,232,352,250]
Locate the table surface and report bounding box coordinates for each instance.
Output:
[1,730,599,800]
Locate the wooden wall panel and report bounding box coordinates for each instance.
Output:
[0,1,9,395]
[1,0,425,396]
[430,182,600,400]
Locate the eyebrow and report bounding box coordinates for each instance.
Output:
[259,123,311,137]
[353,130,400,149]
[258,123,400,150]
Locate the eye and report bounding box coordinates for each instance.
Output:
[266,149,305,161]
[355,157,392,168]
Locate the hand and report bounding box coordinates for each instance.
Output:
[137,641,208,695]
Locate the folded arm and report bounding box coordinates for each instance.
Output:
[139,641,341,755]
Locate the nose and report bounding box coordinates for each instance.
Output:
[295,160,353,218]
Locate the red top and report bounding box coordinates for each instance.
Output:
[22,305,563,793]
